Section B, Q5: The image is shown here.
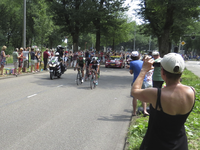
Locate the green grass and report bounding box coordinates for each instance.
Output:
[6,55,13,64]
[127,69,200,150]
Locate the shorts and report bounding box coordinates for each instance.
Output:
[23,60,28,68]
[13,62,18,69]
[31,59,36,65]
[130,82,146,98]
[79,64,84,70]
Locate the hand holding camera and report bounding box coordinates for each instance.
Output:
[142,55,154,72]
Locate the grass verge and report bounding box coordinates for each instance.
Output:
[126,69,200,150]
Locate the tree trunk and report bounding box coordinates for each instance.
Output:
[72,34,79,52]
[112,38,115,52]
[158,29,171,57]
[95,20,100,52]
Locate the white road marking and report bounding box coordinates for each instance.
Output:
[27,94,37,98]
[57,85,63,88]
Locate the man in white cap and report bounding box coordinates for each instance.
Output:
[129,51,149,116]
[152,51,164,88]
[131,53,194,150]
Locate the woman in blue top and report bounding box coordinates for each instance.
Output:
[129,51,148,116]
[132,53,195,150]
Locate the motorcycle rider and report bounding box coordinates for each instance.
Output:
[56,45,66,74]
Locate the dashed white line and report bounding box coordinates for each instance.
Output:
[27,94,37,98]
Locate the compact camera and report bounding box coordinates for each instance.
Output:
[153,62,161,67]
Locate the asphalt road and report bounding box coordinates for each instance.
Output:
[185,61,200,77]
[0,66,133,150]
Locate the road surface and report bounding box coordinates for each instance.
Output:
[0,66,133,150]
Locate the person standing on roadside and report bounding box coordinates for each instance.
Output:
[73,52,78,67]
[30,48,37,73]
[43,48,50,70]
[18,48,24,75]
[12,48,20,76]
[23,47,30,73]
[35,49,41,72]
[0,46,10,75]
[132,53,195,150]
[152,51,164,88]
[129,51,149,116]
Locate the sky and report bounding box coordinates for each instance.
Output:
[124,0,143,24]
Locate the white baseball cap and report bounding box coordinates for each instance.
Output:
[131,51,139,57]
[152,51,159,56]
[160,53,185,74]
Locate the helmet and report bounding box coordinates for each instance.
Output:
[92,57,97,61]
[55,52,59,56]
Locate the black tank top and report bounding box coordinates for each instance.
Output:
[140,88,195,150]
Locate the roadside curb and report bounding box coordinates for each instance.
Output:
[0,67,76,80]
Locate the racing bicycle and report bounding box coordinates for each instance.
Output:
[89,69,98,89]
[76,67,82,85]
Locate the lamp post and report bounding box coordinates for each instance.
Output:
[23,0,26,48]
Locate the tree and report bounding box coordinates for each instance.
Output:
[88,0,128,52]
[46,0,92,52]
[138,0,200,56]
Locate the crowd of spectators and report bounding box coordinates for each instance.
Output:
[0,45,127,76]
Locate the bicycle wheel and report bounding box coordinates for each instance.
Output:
[76,72,81,85]
[93,74,96,88]
[90,73,95,89]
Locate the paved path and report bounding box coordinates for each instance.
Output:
[185,61,200,77]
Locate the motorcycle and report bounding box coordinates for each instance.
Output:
[48,56,63,79]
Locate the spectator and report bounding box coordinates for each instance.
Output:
[0,46,10,75]
[35,49,41,72]
[23,47,30,73]
[18,48,24,75]
[174,46,179,53]
[43,48,50,70]
[152,51,164,88]
[12,48,20,76]
[131,53,194,150]
[73,52,78,67]
[68,51,73,67]
[143,54,153,88]
[30,48,37,73]
[50,49,54,57]
[129,51,149,116]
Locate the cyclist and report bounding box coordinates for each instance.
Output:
[74,52,85,83]
[89,57,100,85]
[85,51,91,80]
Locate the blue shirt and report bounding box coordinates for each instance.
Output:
[130,60,147,84]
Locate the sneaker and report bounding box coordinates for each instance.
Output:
[81,79,84,83]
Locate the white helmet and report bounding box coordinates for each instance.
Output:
[92,57,98,61]
[55,52,59,56]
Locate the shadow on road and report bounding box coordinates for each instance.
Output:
[97,109,132,122]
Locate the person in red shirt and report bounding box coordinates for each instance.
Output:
[43,48,50,70]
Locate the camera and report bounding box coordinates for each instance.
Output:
[153,62,161,67]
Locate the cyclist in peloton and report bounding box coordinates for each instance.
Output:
[89,57,100,85]
[74,52,85,83]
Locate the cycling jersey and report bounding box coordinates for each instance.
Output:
[77,56,85,67]
[90,61,99,70]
